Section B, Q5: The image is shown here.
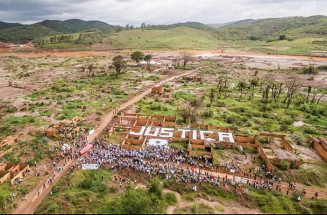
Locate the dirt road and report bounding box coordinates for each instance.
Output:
[13,68,201,214]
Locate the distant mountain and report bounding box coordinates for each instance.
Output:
[0,24,59,43]
[64,19,115,32]
[212,15,327,40]
[1,16,327,43]
[208,22,236,28]
[38,19,115,34]
[219,19,256,28]
[0,21,23,30]
[149,22,213,31]
[0,19,116,43]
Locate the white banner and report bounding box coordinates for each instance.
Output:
[82,164,99,170]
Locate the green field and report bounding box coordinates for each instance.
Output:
[108,27,221,50]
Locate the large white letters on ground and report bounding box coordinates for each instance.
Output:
[129,126,146,136]
[128,127,235,143]
[192,130,197,140]
[145,126,161,137]
[218,132,235,143]
[178,129,191,138]
[159,128,174,138]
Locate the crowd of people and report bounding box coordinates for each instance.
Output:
[28,134,320,201]
[78,141,293,195]
[78,140,206,168]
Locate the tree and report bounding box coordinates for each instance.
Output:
[284,76,301,108]
[209,88,215,105]
[81,65,86,73]
[172,58,181,67]
[237,80,247,98]
[112,55,127,77]
[144,54,152,71]
[279,35,287,40]
[181,53,192,68]
[307,86,312,101]
[88,64,94,77]
[131,51,145,64]
[216,76,224,97]
[250,78,259,99]
[141,23,146,29]
[115,26,123,32]
[179,104,198,123]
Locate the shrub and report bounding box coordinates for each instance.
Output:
[148,179,163,198]
[203,109,213,117]
[46,203,61,213]
[226,116,236,124]
[293,134,304,145]
[278,161,290,171]
[302,66,318,75]
[165,193,177,205]
[279,35,287,40]
[262,113,270,118]
[79,177,107,193]
[149,103,162,110]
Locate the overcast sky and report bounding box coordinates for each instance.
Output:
[0,0,326,25]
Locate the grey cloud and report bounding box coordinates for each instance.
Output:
[0,0,326,25]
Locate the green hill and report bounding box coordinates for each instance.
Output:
[108,27,219,49]
[0,24,59,43]
[64,19,115,32]
[0,21,22,30]
[38,19,115,34]
[37,20,78,34]
[149,22,213,31]
[0,19,116,43]
[213,15,327,41]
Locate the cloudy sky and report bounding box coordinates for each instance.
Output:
[0,0,326,25]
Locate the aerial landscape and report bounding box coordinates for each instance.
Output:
[0,0,327,214]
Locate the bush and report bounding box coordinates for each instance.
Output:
[148,179,163,199]
[165,192,177,205]
[302,126,320,135]
[250,36,259,41]
[203,109,213,117]
[278,161,290,171]
[302,66,318,75]
[226,116,236,124]
[46,203,61,213]
[262,113,270,118]
[79,177,107,193]
[279,35,287,40]
[149,103,162,110]
[293,134,304,145]
[99,188,160,214]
